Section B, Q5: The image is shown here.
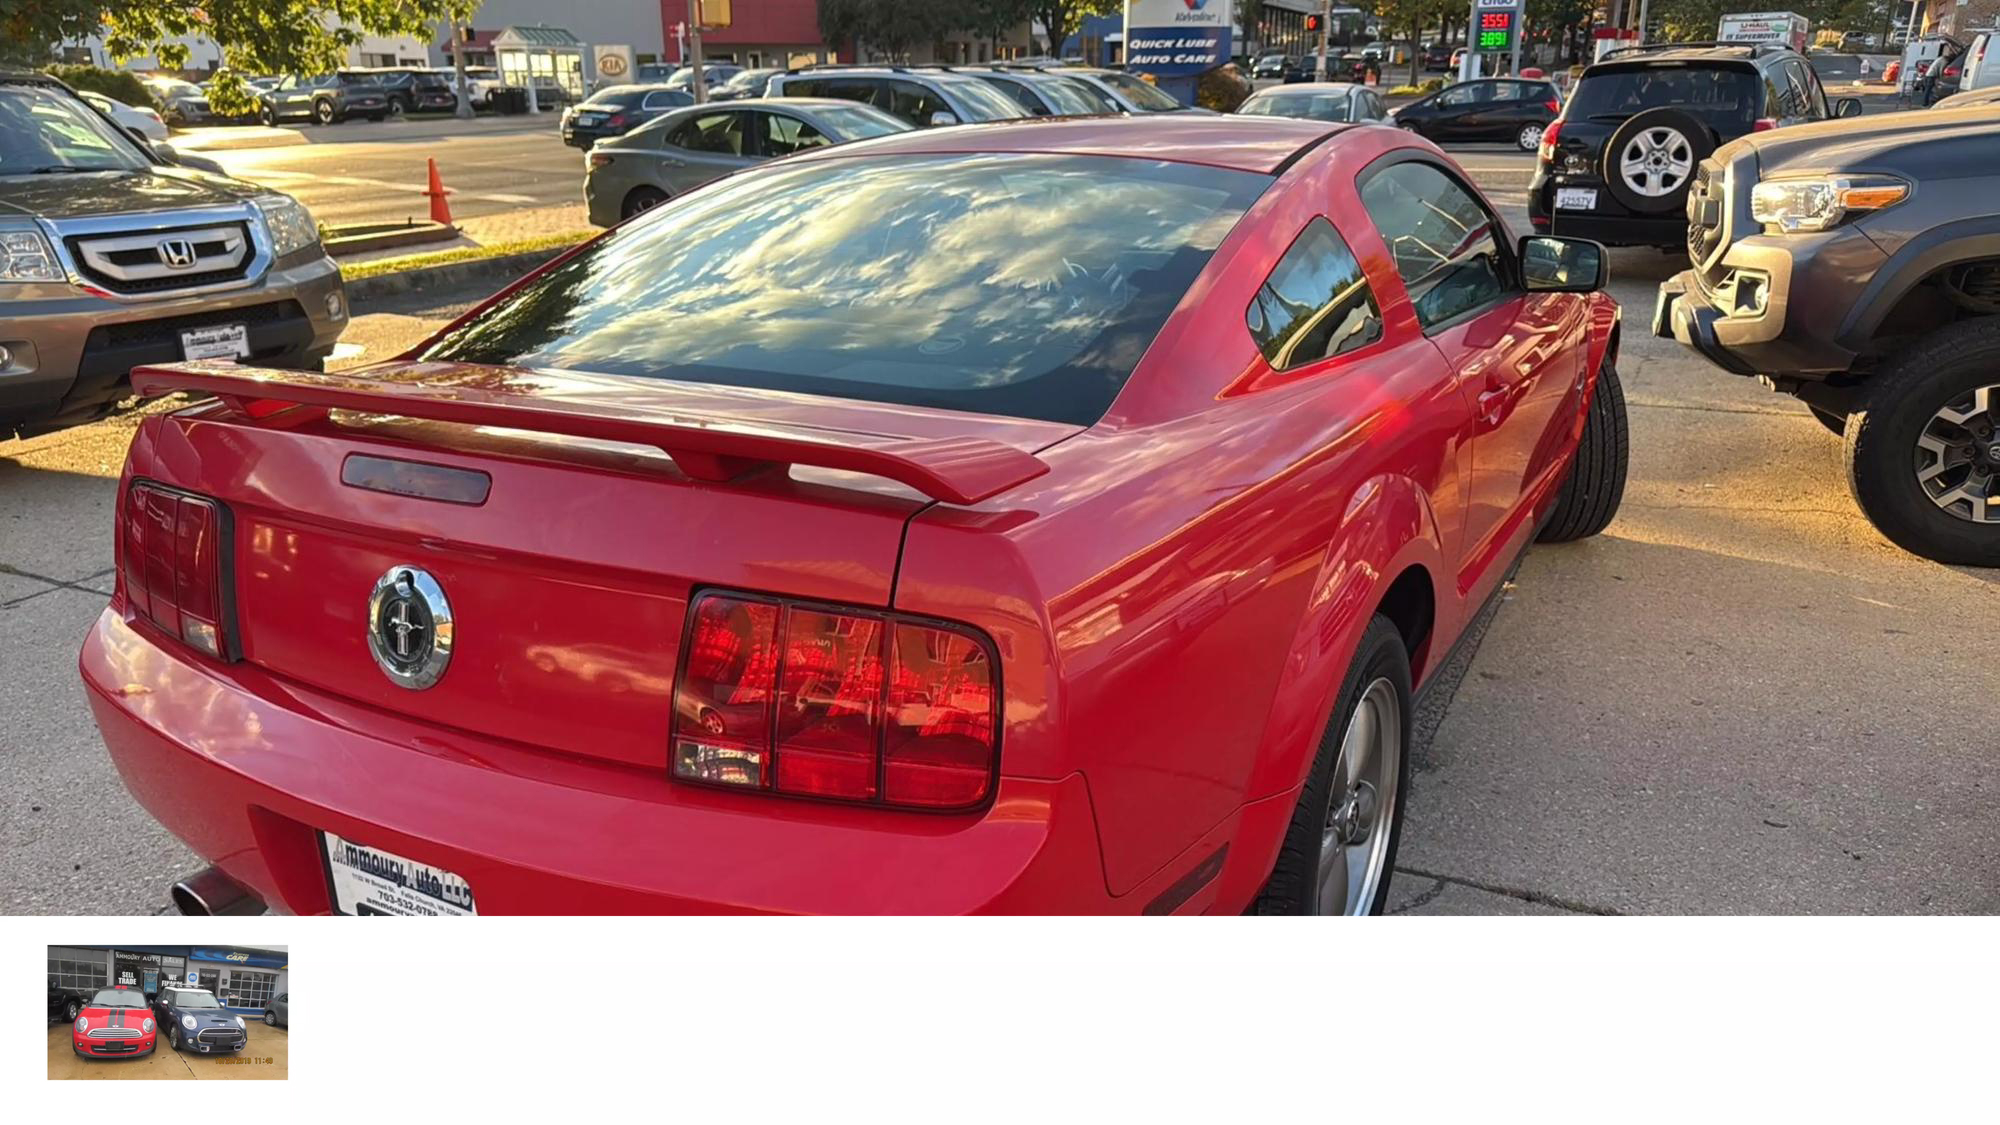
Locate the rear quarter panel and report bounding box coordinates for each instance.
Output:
[893,128,1483,899]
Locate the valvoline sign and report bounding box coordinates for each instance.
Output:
[1126,0,1233,77]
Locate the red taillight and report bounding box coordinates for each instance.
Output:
[1945,65,1961,78]
[1752,117,1778,132]
[606,113,626,126]
[1537,118,1562,164]
[1543,98,1560,114]
[119,481,231,659]
[671,592,1000,810]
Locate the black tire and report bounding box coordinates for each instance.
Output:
[622,186,669,219]
[313,99,337,125]
[1808,403,1848,435]
[388,97,407,118]
[1842,317,2000,566]
[65,1000,80,1022]
[168,1025,181,1051]
[1253,615,1412,916]
[1601,107,1714,215]
[264,1010,276,1025]
[1516,121,1544,151]
[257,104,275,126]
[1539,359,1630,542]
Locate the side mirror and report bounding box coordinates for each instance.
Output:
[1834,97,1864,118]
[1518,234,1607,292]
[928,110,959,127]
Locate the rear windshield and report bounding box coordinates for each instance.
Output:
[1239,89,1352,121]
[422,153,1268,425]
[1568,63,1761,126]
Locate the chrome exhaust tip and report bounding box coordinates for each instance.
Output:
[170,867,263,916]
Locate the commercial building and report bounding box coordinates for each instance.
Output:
[435,0,671,71]
[48,945,288,1017]
[658,0,841,68]
[1918,0,2000,38]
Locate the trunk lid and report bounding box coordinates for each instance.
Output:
[127,360,1073,772]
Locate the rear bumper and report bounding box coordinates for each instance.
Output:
[81,607,1115,915]
[1529,172,1686,246]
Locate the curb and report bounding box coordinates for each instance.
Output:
[170,129,307,152]
[343,247,569,305]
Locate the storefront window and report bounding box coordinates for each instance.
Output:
[218,967,278,1008]
[48,955,105,992]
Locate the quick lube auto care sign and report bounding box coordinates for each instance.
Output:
[1125,0,1234,77]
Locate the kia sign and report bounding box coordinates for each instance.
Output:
[1125,0,1234,78]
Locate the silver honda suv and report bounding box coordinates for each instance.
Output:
[1,71,346,437]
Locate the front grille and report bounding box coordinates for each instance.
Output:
[197,1027,244,1044]
[1685,162,1725,265]
[91,1040,142,1053]
[88,1027,142,1039]
[66,222,253,294]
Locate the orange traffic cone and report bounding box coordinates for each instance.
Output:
[423,158,454,227]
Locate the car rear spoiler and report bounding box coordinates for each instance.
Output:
[130,363,1051,506]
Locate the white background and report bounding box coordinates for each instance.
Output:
[8,916,1997,1112]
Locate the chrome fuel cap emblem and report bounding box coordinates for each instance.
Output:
[368,566,453,689]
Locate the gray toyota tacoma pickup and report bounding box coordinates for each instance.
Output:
[2,70,346,437]
[1655,104,2000,566]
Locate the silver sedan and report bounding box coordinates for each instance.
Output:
[584,97,912,226]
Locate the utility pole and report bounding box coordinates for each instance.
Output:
[445,19,473,119]
[1460,0,1479,81]
[1315,0,1333,81]
[1635,0,1650,46]
[690,1,707,105]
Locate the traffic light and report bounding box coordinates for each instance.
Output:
[1305,14,1322,32]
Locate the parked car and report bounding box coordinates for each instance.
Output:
[941,66,1123,116]
[1530,42,1860,248]
[356,67,458,115]
[89,114,1624,917]
[1253,53,1301,80]
[1394,77,1562,150]
[1009,64,1203,113]
[1236,82,1392,124]
[143,76,213,124]
[258,72,390,124]
[768,67,1029,126]
[436,65,507,106]
[665,63,745,92]
[79,90,167,141]
[561,83,694,148]
[527,77,577,109]
[72,987,156,1059]
[152,986,245,1054]
[48,983,92,1023]
[0,70,346,438]
[263,992,288,1027]
[584,97,910,224]
[1423,43,1454,71]
[1655,104,2000,565]
[711,67,783,101]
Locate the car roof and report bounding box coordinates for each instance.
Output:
[1251,82,1363,93]
[783,114,1349,175]
[1588,42,1792,72]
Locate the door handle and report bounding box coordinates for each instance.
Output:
[1477,385,1510,426]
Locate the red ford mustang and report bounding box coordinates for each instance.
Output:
[81,116,1625,915]
[72,987,157,1058]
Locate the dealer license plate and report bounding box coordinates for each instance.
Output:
[1555,187,1599,211]
[180,323,248,361]
[575,112,603,125]
[321,832,478,916]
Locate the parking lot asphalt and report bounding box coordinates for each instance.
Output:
[46,1021,288,1079]
[3,141,1996,917]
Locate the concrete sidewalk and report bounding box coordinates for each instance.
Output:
[172,112,557,152]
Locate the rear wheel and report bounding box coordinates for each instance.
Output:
[622,186,668,219]
[264,1011,276,1025]
[257,103,275,126]
[1517,122,1544,151]
[64,999,80,1022]
[1843,317,2000,565]
[1254,615,1411,916]
[313,98,336,125]
[1538,359,1630,542]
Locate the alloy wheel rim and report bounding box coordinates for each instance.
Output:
[1619,126,1692,196]
[1316,677,1402,915]
[1914,382,2000,523]
[1519,124,1542,150]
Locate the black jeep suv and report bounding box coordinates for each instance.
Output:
[1532,42,1861,248]
[1656,104,2000,566]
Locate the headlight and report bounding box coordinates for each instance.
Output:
[1750,175,1909,232]
[1,229,63,282]
[75,1017,88,1033]
[234,1016,245,1029]
[256,194,320,256]
[181,1015,196,1029]
[143,1018,155,1032]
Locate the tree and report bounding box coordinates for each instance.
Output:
[1026,0,1120,59]
[1239,0,1267,59]
[961,0,1034,58]
[817,0,868,62]
[2,1,479,111]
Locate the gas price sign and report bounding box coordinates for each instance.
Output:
[1477,10,1515,51]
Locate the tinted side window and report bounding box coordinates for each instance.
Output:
[1246,217,1383,370]
[1359,162,1509,331]
[980,74,1045,114]
[884,79,950,124]
[673,113,747,154]
[780,78,823,98]
[762,113,830,156]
